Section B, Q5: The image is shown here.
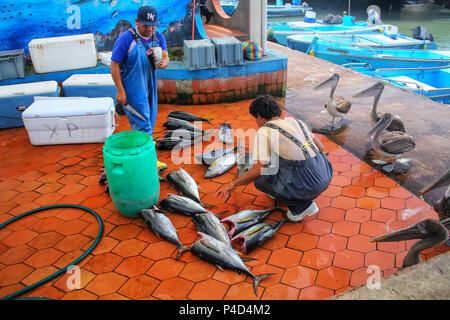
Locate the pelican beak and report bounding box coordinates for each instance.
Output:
[353,82,384,98]
[417,169,450,196]
[366,114,392,137]
[313,73,339,91]
[371,223,427,243]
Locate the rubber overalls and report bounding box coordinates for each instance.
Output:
[120,28,158,136]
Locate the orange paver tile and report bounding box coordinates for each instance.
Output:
[0,245,36,265]
[85,272,128,296]
[300,248,334,270]
[118,275,160,299]
[298,285,334,300]
[115,256,154,278]
[84,252,123,274]
[261,283,300,300]
[316,266,351,290]
[281,265,317,289]
[268,247,302,268]
[152,277,194,300]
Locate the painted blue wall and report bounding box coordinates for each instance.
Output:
[0,0,192,52]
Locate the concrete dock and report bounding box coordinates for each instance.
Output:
[267,41,450,207]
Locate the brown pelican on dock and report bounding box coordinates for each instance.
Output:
[371,218,449,268]
[313,73,352,130]
[353,82,406,132]
[418,169,450,221]
[363,113,415,172]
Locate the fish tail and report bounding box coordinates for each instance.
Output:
[252,273,275,296]
[177,245,191,259]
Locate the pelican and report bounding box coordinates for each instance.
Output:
[371,218,449,268]
[313,73,352,130]
[418,169,450,221]
[363,113,415,172]
[353,82,406,132]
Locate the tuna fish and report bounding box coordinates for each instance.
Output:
[237,152,254,177]
[183,232,275,296]
[192,212,231,245]
[168,111,213,124]
[218,123,233,145]
[159,194,209,216]
[140,207,189,258]
[195,146,238,165]
[221,206,283,238]
[164,128,203,139]
[166,168,203,205]
[231,219,287,254]
[204,151,238,179]
[157,136,203,150]
[163,117,204,132]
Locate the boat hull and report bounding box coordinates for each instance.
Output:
[287,34,437,53]
[351,66,450,104]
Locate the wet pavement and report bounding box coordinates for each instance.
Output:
[268,41,450,207]
[0,99,448,300]
[0,42,449,300]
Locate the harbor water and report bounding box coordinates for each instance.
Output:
[269,3,450,50]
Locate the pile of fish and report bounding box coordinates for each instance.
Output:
[157,111,213,151]
[158,110,251,179]
[140,110,292,296]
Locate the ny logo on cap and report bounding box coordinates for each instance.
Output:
[147,12,155,21]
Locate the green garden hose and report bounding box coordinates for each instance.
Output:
[0,204,104,300]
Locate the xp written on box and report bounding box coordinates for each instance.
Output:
[22,97,117,146]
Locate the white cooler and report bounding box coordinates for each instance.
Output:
[0,81,60,129]
[28,34,97,73]
[22,97,117,145]
[62,74,117,99]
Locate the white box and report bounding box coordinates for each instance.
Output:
[0,81,60,129]
[62,74,117,99]
[22,97,117,145]
[28,34,97,73]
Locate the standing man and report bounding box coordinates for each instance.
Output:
[111,6,170,171]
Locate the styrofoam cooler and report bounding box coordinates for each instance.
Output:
[62,74,117,99]
[22,97,117,145]
[28,34,97,73]
[0,81,60,129]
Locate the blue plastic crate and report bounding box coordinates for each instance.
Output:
[211,37,244,67]
[183,39,217,70]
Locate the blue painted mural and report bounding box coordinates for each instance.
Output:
[0,0,194,52]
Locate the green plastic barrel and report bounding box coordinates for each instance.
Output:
[103,131,160,218]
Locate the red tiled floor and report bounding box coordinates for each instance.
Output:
[0,99,448,302]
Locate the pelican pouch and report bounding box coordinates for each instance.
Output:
[254,120,333,213]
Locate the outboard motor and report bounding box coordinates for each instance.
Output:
[412,26,427,40]
[367,9,381,26]
[331,15,343,24]
[366,5,382,26]
[322,14,335,24]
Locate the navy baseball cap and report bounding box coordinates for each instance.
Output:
[137,6,159,26]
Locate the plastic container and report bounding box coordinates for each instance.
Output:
[28,33,97,73]
[0,81,60,129]
[303,10,316,23]
[183,39,217,70]
[103,131,160,218]
[22,97,116,145]
[62,74,117,99]
[0,49,25,80]
[211,37,244,67]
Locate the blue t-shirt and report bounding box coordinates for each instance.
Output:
[111,28,167,65]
